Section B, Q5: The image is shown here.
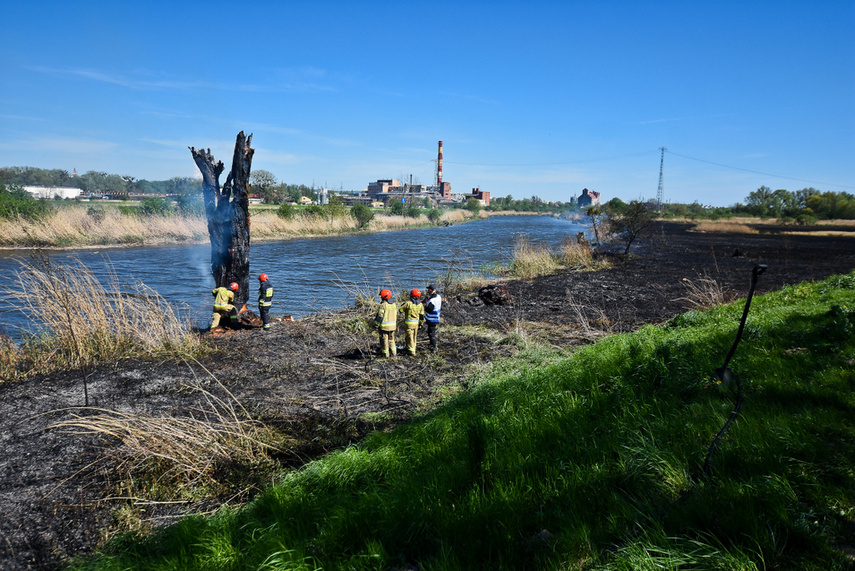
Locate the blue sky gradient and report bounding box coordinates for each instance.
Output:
[1,0,852,206]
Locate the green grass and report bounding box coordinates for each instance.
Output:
[68,272,855,570]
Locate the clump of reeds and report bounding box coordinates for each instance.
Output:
[47,379,278,499]
[677,273,734,309]
[692,221,758,234]
[508,234,561,279]
[0,206,208,248]
[2,255,201,380]
[501,233,606,280]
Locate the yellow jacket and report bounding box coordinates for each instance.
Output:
[374,301,398,331]
[212,287,235,308]
[399,300,425,329]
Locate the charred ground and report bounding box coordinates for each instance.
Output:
[1,221,853,570]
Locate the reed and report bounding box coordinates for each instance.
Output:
[47,377,278,499]
[692,221,759,234]
[0,206,208,248]
[501,233,607,280]
[0,255,202,381]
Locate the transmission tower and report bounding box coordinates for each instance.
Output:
[656,146,666,211]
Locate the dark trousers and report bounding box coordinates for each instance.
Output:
[259,305,270,328]
[426,321,438,351]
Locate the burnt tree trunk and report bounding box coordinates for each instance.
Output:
[189,131,254,309]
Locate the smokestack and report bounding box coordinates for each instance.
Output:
[437,140,443,187]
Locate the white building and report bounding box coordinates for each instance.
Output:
[23,186,81,200]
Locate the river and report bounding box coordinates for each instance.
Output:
[0,215,586,338]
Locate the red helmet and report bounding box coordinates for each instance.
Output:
[379,289,392,300]
[230,282,239,292]
[258,273,268,282]
[410,288,421,299]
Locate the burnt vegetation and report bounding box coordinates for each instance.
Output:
[0,221,854,569]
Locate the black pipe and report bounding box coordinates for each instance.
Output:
[703,264,767,476]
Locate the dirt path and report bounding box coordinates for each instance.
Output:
[1,221,853,570]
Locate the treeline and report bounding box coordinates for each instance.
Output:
[600,186,855,223]
[732,186,855,221]
[0,166,203,196]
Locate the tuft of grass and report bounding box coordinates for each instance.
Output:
[0,255,202,382]
[68,271,855,570]
[47,378,280,501]
[678,273,735,309]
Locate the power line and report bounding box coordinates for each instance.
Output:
[444,150,655,168]
[666,149,855,190]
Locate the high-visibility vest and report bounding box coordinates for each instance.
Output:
[258,280,273,307]
[212,287,234,308]
[400,300,424,328]
[424,293,442,323]
[374,301,398,331]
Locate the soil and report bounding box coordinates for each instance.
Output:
[1,221,853,570]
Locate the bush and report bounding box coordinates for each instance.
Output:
[350,204,374,228]
[464,198,481,214]
[0,183,49,220]
[404,206,421,219]
[427,209,442,224]
[277,203,296,219]
[139,197,173,217]
[86,206,106,222]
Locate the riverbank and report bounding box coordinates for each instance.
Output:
[1,221,854,569]
[0,205,490,250]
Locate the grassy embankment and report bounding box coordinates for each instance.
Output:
[0,204,479,249]
[67,271,855,570]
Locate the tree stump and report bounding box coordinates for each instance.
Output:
[189,132,254,310]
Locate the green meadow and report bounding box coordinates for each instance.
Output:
[69,272,855,570]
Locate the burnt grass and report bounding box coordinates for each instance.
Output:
[1,220,854,570]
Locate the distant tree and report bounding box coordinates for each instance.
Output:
[608,200,654,255]
[464,198,481,214]
[250,169,278,203]
[605,197,628,215]
[388,200,404,215]
[350,204,374,228]
[586,207,604,247]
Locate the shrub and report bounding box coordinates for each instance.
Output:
[139,197,173,217]
[427,209,442,224]
[0,183,49,220]
[350,204,374,228]
[404,206,421,218]
[277,203,296,219]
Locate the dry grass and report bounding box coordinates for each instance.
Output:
[46,377,279,500]
[692,221,759,234]
[677,274,734,309]
[0,206,208,248]
[0,205,475,249]
[0,255,202,381]
[509,235,562,279]
[500,234,608,280]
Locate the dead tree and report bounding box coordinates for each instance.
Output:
[189,131,254,310]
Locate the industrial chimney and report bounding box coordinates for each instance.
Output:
[437,140,443,187]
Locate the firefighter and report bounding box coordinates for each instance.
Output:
[423,284,442,353]
[211,282,239,329]
[257,273,274,329]
[373,289,398,357]
[399,288,425,356]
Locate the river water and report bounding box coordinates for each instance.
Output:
[0,215,585,338]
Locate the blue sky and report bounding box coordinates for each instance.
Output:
[1,1,853,206]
